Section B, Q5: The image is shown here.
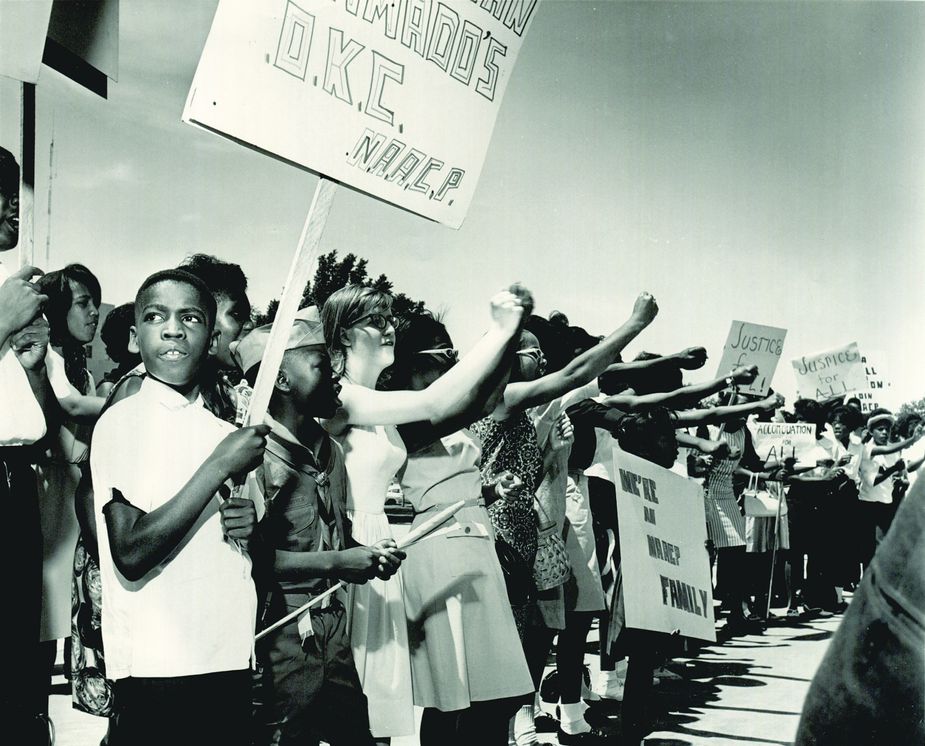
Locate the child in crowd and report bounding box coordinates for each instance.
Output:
[180,253,254,422]
[97,303,142,398]
[90,269,268,745]
[233,306,404,746]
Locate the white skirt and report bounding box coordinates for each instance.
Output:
[348,509,414,738]
[565,474,605,612]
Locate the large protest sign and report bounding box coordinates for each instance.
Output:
[791,342,866,401]
[715,320,787,396]
[857,350,891,414]
[612,447,715,642]
[183,0,538,229]
[748,421,817,465]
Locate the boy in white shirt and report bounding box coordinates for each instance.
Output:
[91,269,268,745]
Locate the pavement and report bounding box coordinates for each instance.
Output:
[51,605,839,746]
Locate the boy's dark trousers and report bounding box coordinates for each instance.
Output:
[257,597,374,746]
[110,669,252,746]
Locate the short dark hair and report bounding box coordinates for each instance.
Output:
[36,263,102,346]
[523,316,600,375]
[616,407,676,460]
[830,405,864,432]
[135,269,216,327]
[380,310,448,390]
[179,254,249,302]
[601,352,682,396]
[101,303,139,366]
[792,398,825,424]
[894,411,922,440]
[0,146,18,200]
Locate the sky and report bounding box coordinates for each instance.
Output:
[15,0,925,408]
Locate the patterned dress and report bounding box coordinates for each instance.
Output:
[704,428,747,549]
[471,413,542,638]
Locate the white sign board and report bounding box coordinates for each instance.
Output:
[857,351,891,414]
[791,342,866,401]
[183,0,538,229]
[748,421,817,465]
[715,320,787,396]
[612,447,715,642]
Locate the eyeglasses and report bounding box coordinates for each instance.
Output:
[350,312,397,332]
[415,348,459,363]
[516,347,545,364]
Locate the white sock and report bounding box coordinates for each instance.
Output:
[512,704,538,746]
[560,701,591,735]
[598,667,625,689]
[835,587,844,603]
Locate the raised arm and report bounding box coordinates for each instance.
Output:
[498,292,659,415]
[604,365,759,413]
[399,334,520,453]
[601,346,707,376]
[103,424,268,581]
[870,426,924,456]
[676,432,737,460]
[672,391,784,427]
[332,290,526,428]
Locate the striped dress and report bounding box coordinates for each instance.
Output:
[705,428,747,549]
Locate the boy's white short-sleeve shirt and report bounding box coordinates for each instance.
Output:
[858,441,899,505]
[91,376,256,680]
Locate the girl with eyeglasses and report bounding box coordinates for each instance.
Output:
[470,292,659,745]
[320,283,531,744]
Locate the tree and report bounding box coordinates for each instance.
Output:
[898,396,925,420]
[252,250,425,325]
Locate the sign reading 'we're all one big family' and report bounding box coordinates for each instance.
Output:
[183,0,538,229]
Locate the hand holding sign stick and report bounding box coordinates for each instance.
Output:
[255,500,467,642]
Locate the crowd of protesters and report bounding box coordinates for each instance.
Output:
[2,143,923,746]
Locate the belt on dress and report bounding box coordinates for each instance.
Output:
[412,496,485,516]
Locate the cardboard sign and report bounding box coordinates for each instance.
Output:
[183,0,538,229]
[612,447,715,642]
[857,351,891,414]
[715,320,787,396]
[748,421,817,466]
[791,342,866,401]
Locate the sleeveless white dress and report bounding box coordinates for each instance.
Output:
[337,421,414,738]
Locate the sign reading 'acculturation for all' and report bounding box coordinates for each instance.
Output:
[612,448,716,643]
[714,320,787,396]
[748,421,818,466]
[183,0,538,229]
